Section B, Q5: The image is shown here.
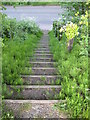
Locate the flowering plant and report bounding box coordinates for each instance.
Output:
[60,22,79,42]
[79,11,88,27]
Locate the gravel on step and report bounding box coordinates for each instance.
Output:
[3,100,67,118]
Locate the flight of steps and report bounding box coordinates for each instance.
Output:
[3,31,66,119]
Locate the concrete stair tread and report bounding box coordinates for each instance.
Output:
[34,50,50,52]
[3,100,67,118]
[30,62,56,67]
[3,99,65,103]
[6,85,61,88]
[32,67,56,69]
[33,54,53,58]
[31,57,52,59]
[21,75,60,77]
[34,54,52,55]
[30,57,54,62]
[30,62,55,63]
[21,74,61,85]
[36,47,49,48]
[4,85,61,100]
[30,56,53,60]
[35,51,50,53]
[27,67,57,75]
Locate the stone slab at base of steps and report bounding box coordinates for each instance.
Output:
[3,100,67,119]
[21,75,61,85]
[4,85,61,100]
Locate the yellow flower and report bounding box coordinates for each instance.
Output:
[85,11,88,15]
[79,21,82,25]
[81,15,85,20]
[75,12,79,16]
[75,13,78,16]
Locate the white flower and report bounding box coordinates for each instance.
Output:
[60,27,64,32]
[64,17,66,20]
[76,32,79,35]
[63,26,66,30]
[59,18,62,20]
[11,116,14,118]
[7,113,10,117]
[67,21,70,24]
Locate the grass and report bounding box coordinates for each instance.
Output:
[2,2,61,6]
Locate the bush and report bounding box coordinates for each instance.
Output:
[1,13,42,41]
[49,30,88,118]
[2,14,42,86]
[49,10,88,118]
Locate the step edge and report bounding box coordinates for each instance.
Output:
[20,75,60,77]
[30,62,56,63]
[3,99,66,104]
[30,68,56,69]
[6,85,62,88]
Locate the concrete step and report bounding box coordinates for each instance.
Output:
[3,100,67,118]
[36,46,49,48]
[34,54,53,58]
[35,51,50,54]
[29,54,53,59]
[30,57,53,62]
[21,75,61,85]
[28,67,57,75]
[39,42,49,44]
[30,62,56,67]
[4,85,61,100]
[31,55,53,59]
[36,48,50,51]
[38,43,49,46]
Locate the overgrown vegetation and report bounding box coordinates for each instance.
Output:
[1,13,42,85]
[49,2,89,118]
[1,12,42,118]
[1,2,60,6]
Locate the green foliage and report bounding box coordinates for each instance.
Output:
[2,34,40,85]
[51,6,89,118]
[2,2,60,6]
[49,28,88,118]
[59,2,89,15]
[1,13,42,41]
[2,14,42,86]
[1,14,42,119]
[2,102,14,120]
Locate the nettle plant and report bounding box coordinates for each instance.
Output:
[60,21,79,52]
